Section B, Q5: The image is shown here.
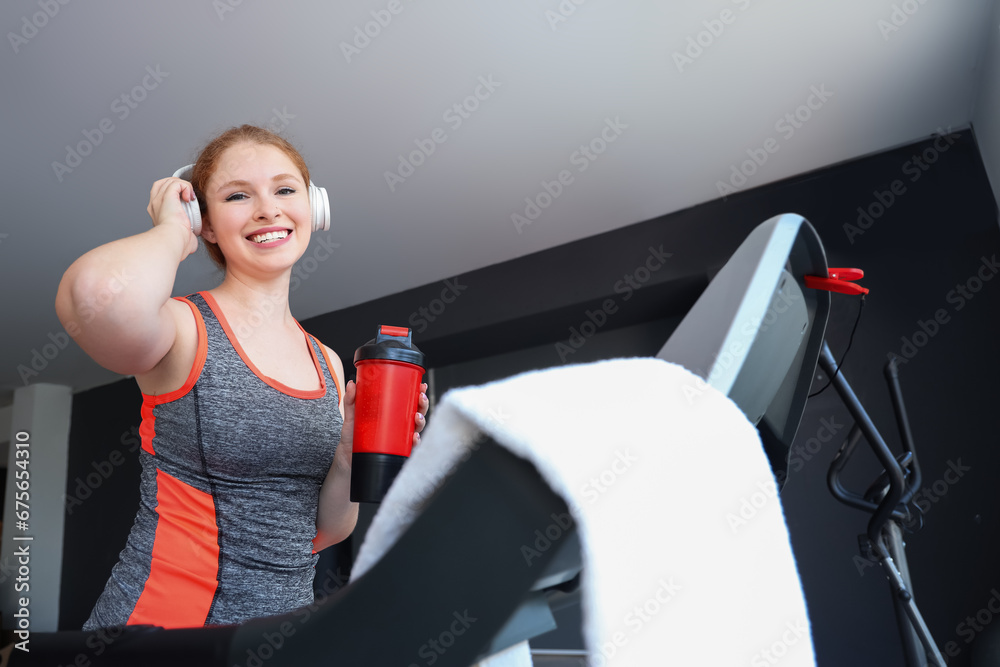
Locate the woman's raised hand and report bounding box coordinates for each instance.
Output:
[147,176,199,256]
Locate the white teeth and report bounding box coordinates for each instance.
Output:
[250,230,289,244]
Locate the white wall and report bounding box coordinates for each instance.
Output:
[0,406,10,465]
[0,384,72,635]
[973,0,1000,213]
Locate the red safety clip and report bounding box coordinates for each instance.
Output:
[804,268,869,295]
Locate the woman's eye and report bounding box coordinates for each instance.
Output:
[225,192,248,201]
[278,187,296,195]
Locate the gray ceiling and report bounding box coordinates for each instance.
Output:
[1,0,996,405]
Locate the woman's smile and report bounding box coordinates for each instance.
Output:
[246,226,293,247]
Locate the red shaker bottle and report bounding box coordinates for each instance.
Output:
[351,325,426,503]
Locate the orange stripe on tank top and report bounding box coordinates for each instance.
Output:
[128,468,220,628]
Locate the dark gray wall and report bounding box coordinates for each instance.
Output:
[59,130,999,666]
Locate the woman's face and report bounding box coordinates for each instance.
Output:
[202,142,312,277]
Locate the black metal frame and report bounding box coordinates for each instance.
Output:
[820,342,945,667]
[18,213,955,666]
[18,438,576,666]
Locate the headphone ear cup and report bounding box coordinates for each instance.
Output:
[183,199,202,237]
[171,164,202,236]
[310,183,330,232]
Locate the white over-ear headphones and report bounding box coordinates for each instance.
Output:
[171,164,331,237]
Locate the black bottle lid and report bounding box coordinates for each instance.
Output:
[354,325,425,368]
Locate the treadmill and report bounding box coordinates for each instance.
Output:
[18,214,943,666]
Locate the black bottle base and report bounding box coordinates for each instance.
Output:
[350,452,408,503]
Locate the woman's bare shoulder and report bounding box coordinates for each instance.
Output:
[133,297,200,396]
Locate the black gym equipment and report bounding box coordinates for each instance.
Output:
[822,347,944,667]
[19,213,947,666]
[21,438,579,666]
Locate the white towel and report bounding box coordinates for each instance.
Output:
[352,357,816,666]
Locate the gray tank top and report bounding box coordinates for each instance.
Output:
[83,291,342,629]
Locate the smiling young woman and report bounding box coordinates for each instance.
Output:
[54,124,428,630]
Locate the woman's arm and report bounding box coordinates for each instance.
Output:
[314,347,359,551]
[54,178,200,376]
[313,346,428,551]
